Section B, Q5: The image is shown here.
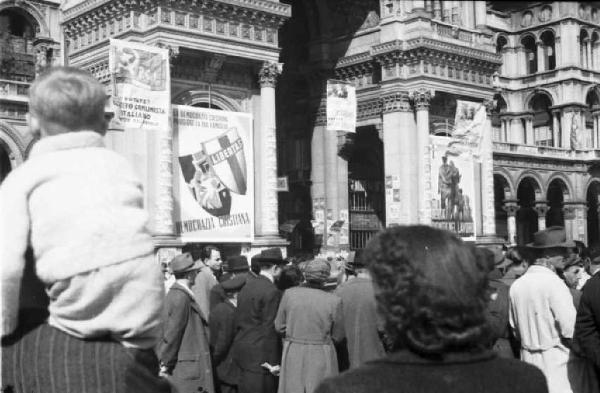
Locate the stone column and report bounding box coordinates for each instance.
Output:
[536,41,545,72]
[503,200,519,245]
[593,113,598,148]
[552,110,560,147]
[525,115,534,145]
[337,132,349,250]
[587,38,593,69]
[534,201,549,231]
[382,92,418,226]
[411,88,434,225]
[311,107,327,250]
[255,62,284,245]
[433,0,442,19]
[563,204,577,242]
[474,0,487,28]
[555,36,561,68]
[482,99,497,237]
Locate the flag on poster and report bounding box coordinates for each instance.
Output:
[326,80,356,132]
[430,135,476,240]
[447,100,486,159]
[173,105,254,242]
[109,39,170,130]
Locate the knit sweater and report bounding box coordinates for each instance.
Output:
[0,131,164,348]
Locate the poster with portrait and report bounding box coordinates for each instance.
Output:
[173,105,254,242]
[326,80,356,133]
[430,135,476,240]
[109,39,170,130]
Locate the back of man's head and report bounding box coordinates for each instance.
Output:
[29,66,107,136]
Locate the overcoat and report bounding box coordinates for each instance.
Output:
[335,277,386,368]
[274,286,344,393]
[158,283,214,393]
[210,300,240,387]
[231,274,282,393]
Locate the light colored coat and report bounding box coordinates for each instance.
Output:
[509,265,576,393]
[0,131,163,348]
[274,286,343,393]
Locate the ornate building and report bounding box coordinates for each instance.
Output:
[2,1,600,255]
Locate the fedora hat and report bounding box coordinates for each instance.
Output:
[526,226,575,249]
[170,253,203,274]
[225,255,249,273]
[253,248,286,266]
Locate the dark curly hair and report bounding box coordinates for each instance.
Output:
[364,225,492,357]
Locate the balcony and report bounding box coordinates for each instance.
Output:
[493,141,600,161]
[0,80,30,103]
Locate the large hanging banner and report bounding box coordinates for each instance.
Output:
[173,105,254,242]
[109,39,170,130]
[326,80,356,133]
[430,135,477,240]
[448,100,486,159]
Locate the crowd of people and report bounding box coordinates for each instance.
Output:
[4,66,600,393]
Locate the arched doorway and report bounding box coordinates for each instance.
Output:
[546,178,568,227]
[539,30,556,71]
[494,174,511,241]
[585,88,599,148]
[517,177,539,244]
[0,142,12,184]
[0,7,38,81]
[588,181,600,248]
[521,35,537,74]
[491,94,507,141]
[529,92,553,146]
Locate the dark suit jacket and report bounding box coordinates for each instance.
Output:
[210,300,240,385]
[231,275,282,373]
[315,350,548,393]
[574,272,600,368]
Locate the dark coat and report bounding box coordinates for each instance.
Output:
[574,272,600,369]
[335,277,386,368]
[231,275,282,373]
[157,283,214,393]
[487,270,516,359]
[210,300,240,386]
[314,350,548,393]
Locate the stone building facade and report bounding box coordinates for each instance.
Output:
[2,1,600,255]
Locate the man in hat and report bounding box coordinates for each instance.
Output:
[574,248,600,382]
[158,252,214,393]
[231,248,286,393]
[210,275,246,393]
[210,255,250,311]
[335,250,386,370]
[509,226,577,393]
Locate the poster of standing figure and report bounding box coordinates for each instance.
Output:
[173,105,254,242]
[430,135,476,240]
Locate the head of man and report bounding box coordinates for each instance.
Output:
[441,155,448,164]
[561,256,583,289]
[364,225,492,356]
[170,253,203,288]
[253,248,286,280]
[524,226,574,272]
[28,67,108,138]
[201,245,222,273]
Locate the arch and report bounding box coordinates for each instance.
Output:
[516,172,543,198]
[546,177,569,228]
[494,169,515,196]
[172,90,244,112]
[546,174,572,200]
[584,84,600,105]
[539,30,556,70]
[496,34,508,54]
[0,121,25,166]
[520,34,538,74]
[516,176,540,244]
[524,89,555,109]
[0,2,49,37]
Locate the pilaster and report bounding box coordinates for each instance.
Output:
[410,88,434,225]
[482,99,497,237]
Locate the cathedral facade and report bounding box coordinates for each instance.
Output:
[1,1,600,255]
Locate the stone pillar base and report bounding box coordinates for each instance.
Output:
[475,235,507,247]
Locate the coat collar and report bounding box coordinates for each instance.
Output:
[171,283,206,321]
[373,349,496,366]
[30,131,104,157]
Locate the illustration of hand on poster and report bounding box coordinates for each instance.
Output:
[173,105,254,242]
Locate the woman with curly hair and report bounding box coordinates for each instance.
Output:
[315,225,548,393]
